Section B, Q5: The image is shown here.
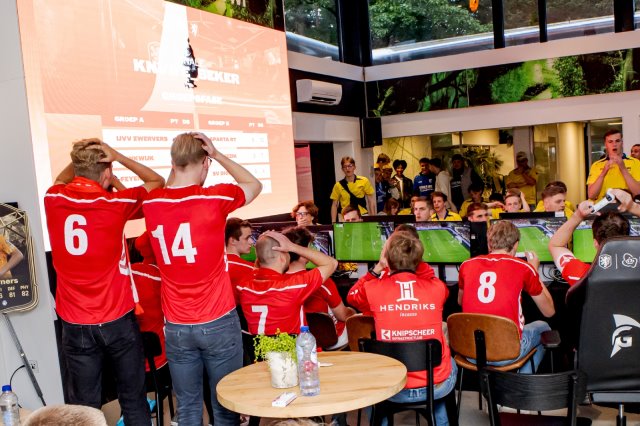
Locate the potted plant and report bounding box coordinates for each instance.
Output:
[254,331,298,388]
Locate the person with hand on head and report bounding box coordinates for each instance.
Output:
[142,131,261,426]
[292,201,319,226]
[458,221,555,373]
[330,156,376,223]
[505,151,538,207]
[236,230,338,335]
[283,226,356,349]
[587,129,640,200]
[44,138,164,425]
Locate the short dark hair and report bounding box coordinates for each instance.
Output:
[468,182,484,193]
[633,144,640,149]
[430,158,442,169]
[282,226,313,262]
[419,157,430,165]
[592,212,630,244]
[545,180,567,191]
[466,202,487,218]
[541,184,566,200]
[225,217,252,245]
[603,128,622,140]
[392,159,407,169]
[451,153,464,162]
[431,191,447,202]
[489,192,505,203]
[341,205,361,219]
[394,223,419,240]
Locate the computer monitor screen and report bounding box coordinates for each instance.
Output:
[573,216,640,262]
[242,224,333,263]
[333,222,394,262]
[495,217,566,263]
[414,222,470,264]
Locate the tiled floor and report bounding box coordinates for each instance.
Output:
[103,390,640,425]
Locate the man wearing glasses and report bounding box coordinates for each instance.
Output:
[330,156,376,223]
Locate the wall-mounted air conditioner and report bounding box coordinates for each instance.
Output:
[296,79,342,106]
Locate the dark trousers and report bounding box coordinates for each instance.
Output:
[61,311,150,426]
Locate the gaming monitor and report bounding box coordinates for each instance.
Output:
[493,217,566,263]
[573,216,640,262]
[242,223,333,263]
[333,222,394,262]
[414,222,470,264]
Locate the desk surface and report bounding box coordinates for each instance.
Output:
[217,351,407,418]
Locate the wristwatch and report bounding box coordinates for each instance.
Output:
[368,267,381,278]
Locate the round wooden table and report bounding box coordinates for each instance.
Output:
[216,351,407,418]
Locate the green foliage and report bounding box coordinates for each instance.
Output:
[372,85,395,117]
[551,56,586,97]
[284,0,338,45]
[461,148,504,193]
[368,0,490,48]
[490,63,537,104]
[253,331,297,362]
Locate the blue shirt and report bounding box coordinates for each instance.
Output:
[414,174,436,198]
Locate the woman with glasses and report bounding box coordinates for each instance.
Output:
[291,200,319,226]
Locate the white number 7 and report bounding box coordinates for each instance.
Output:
[252,305,268,334]
[151,223,198,265]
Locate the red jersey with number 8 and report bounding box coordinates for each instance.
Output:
[44,177,147,324]
[458,253,543,335]
[142,184,245,324]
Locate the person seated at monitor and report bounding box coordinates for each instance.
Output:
[534,181,575,212]
[283,226,356,349]
[413,197,433,222]
[341,205,362,222]
[466,202,489,222]
[347,232,456,426]
[548,189,638,286]
[236,231,338,335]
[458,221,555,373]
[381,197,400,216]
[430,191,462,221]
[534,183,574,217]
[292,200,319,226]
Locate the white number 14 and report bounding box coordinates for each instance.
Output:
[151,223,198,265]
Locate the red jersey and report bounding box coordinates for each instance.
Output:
[556,253,590,286]
[142,184,245,324]
[351,262,437,316]
[227,253,255,303]
[237,268,323,335]
[303,277,346,337]
[131,262,167,371]
[458,253,543,334]
[44,177,146,324]
[347,271,451,388]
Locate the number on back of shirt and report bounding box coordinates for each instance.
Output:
[64,214,88,255]
[151,223,198,265]
[252,305,268,335]
[477,271,497,303]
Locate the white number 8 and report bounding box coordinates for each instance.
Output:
[64,214,88,255]
[477,271,497,304]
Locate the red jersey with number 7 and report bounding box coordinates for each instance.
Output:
[142,184,245,324]
[44,177,147,324]
[458,253,543,335]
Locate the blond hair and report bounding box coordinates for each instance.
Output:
[487,221,520,252]
[171,132,207,168]
[70,139,109,181]
[23,404,107,426]
[385,233,423,271]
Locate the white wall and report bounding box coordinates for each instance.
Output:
[0,0,64,409]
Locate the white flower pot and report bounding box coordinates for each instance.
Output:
[266,351,298,388]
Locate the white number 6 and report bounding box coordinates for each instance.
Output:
[64,214,88,255]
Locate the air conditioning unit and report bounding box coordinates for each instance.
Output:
[296,79,342,106]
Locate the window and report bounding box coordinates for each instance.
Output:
[546,0,614,41]
[370,0,493,64]
[284,0,339,60]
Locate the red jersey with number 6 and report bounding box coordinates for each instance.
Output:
[142,184,245,324]
[44,177,147,324]
[458,253,543,335]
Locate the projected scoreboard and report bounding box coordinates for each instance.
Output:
[17,0,298,243]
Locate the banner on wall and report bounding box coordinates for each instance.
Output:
[0,203,38,314]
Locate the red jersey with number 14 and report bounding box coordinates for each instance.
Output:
[142,184,245,324]
[458,253,543,335]
[44,177,146,324]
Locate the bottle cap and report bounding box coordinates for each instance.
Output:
[300,326,309,333]
[1,385,11,392]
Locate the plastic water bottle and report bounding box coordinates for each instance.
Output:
[0,385,20,426]
[296,326,320,396]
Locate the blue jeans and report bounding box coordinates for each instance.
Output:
[466,320,550,374]
[61,311,150,426]
[165,310,243,426]
[374,359,458,426]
